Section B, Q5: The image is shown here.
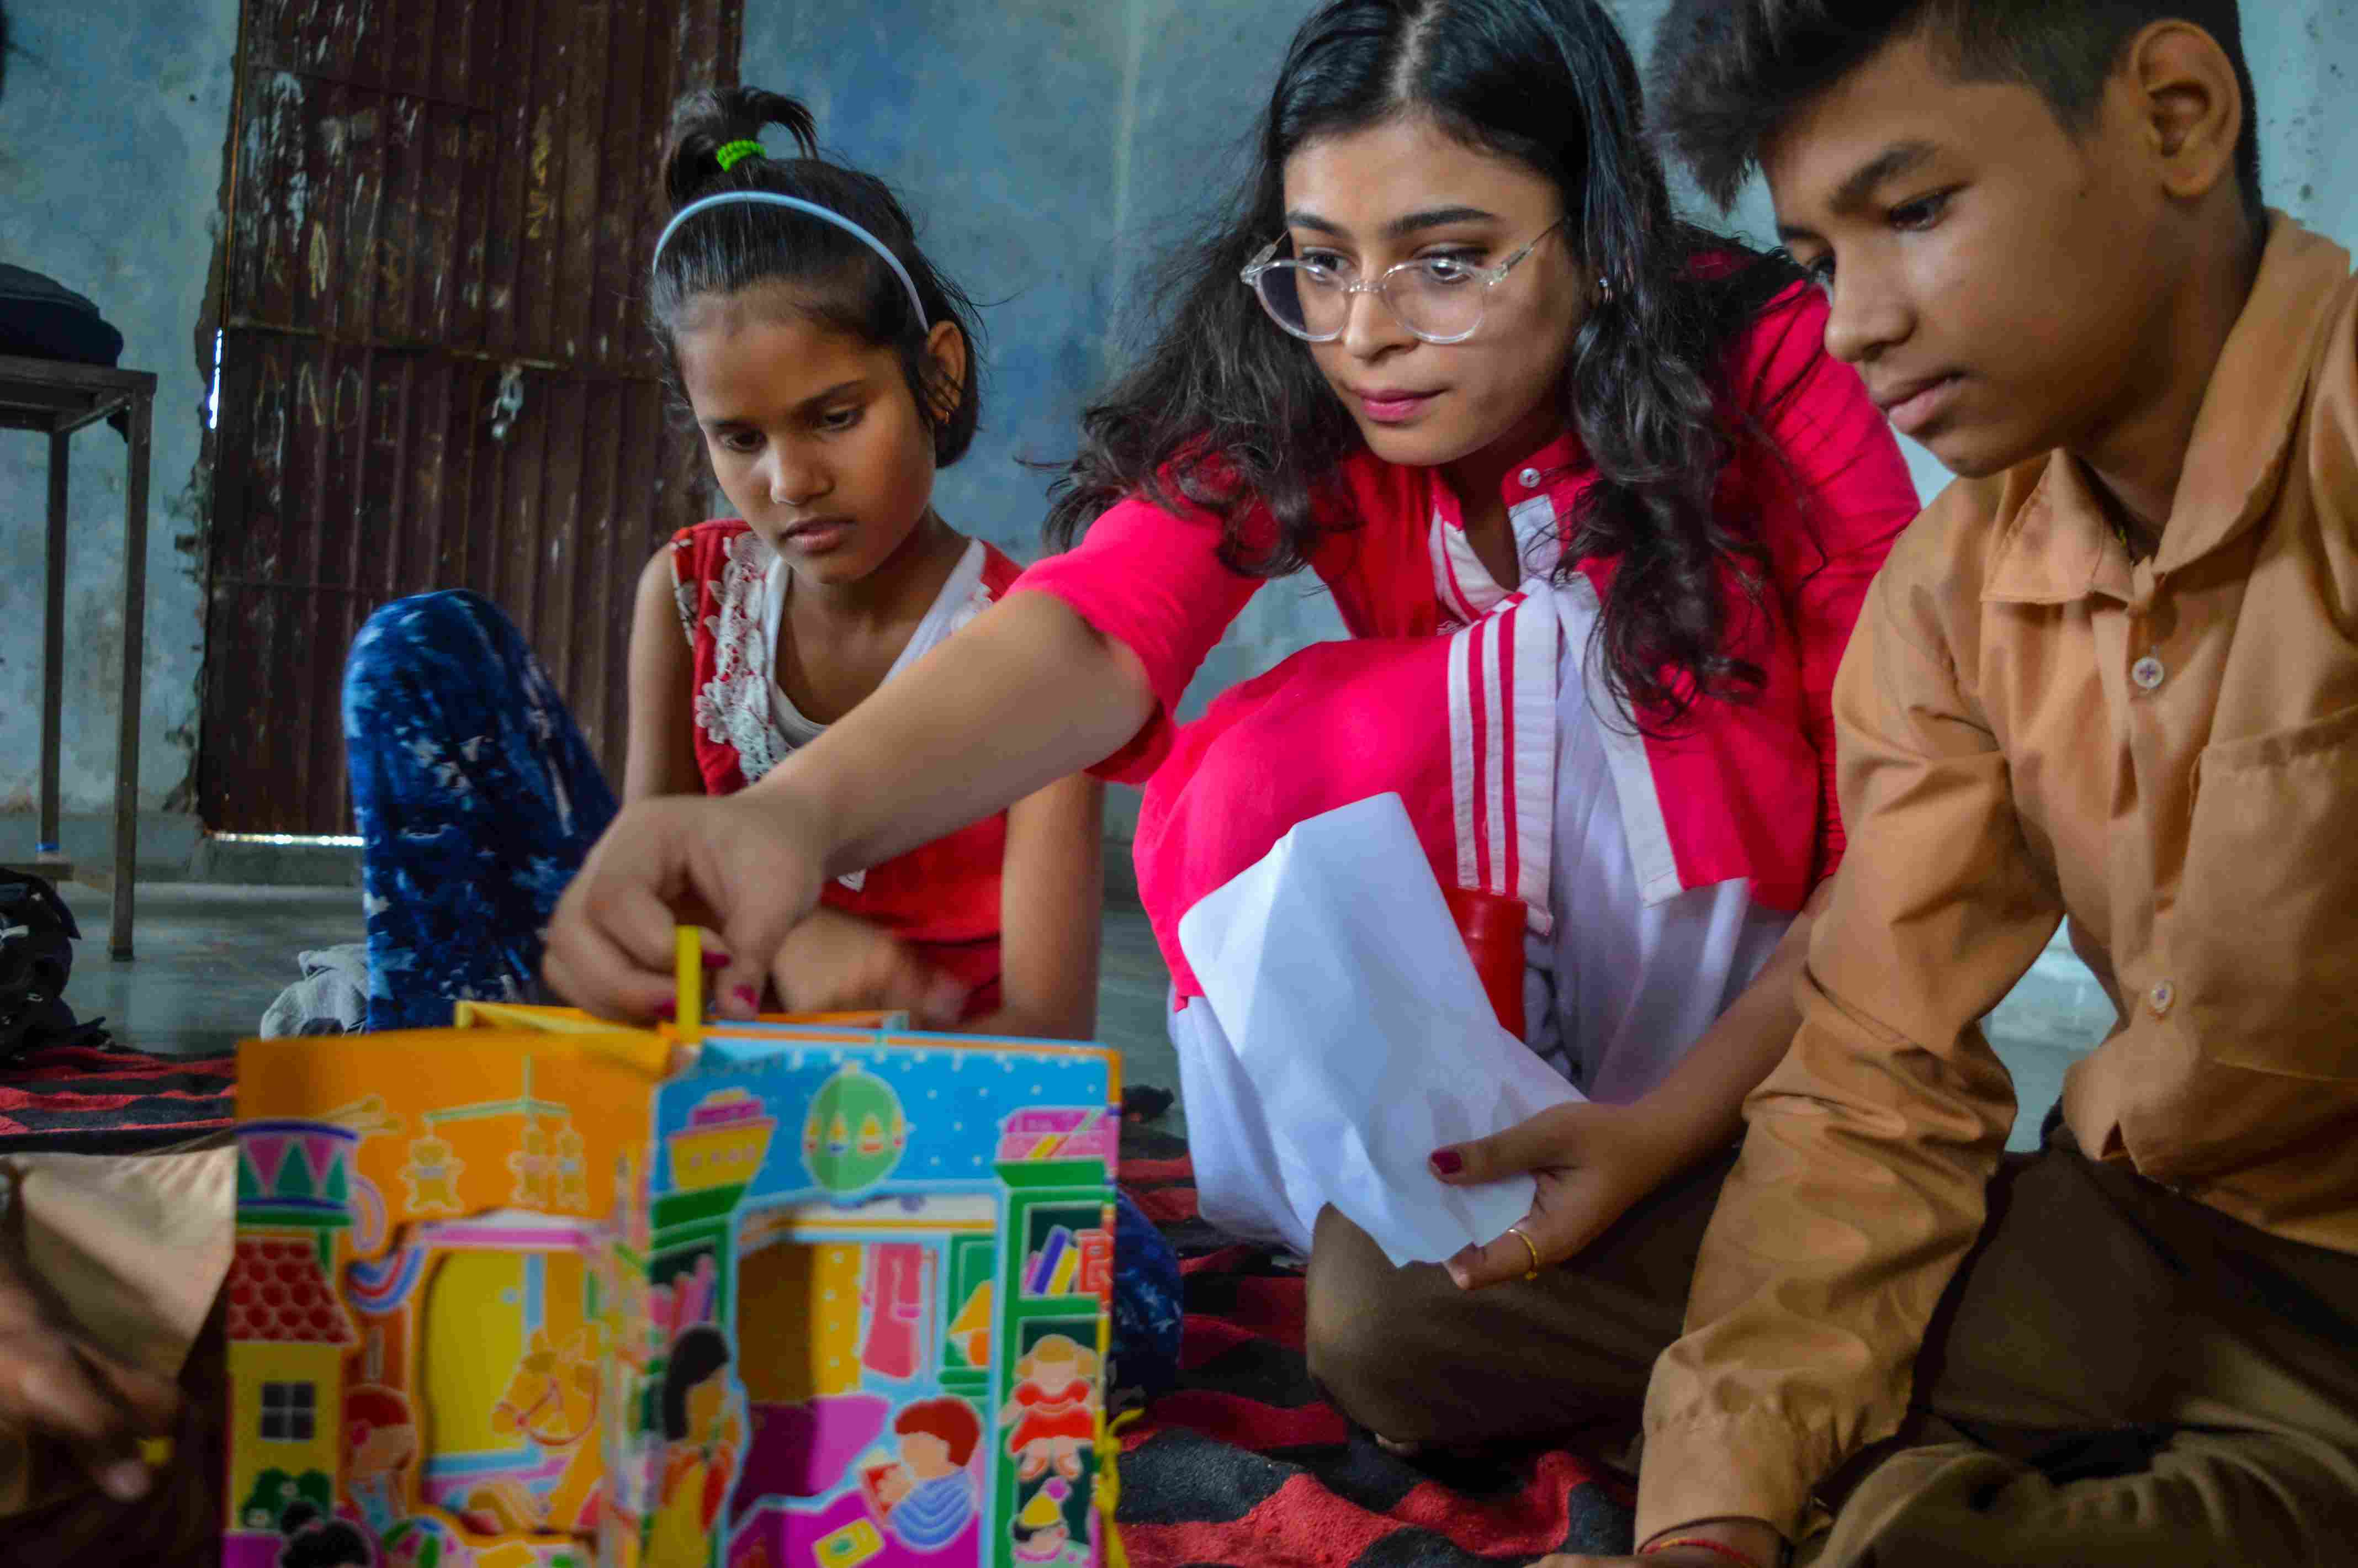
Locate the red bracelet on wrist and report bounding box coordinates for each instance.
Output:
[1642,1537,1764,1568]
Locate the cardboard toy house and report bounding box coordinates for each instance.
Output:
[224,1004,1120,1568]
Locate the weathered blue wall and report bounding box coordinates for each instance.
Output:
[738,0,1132,561]
[1114,0,1353,737]
[0,0,240,833]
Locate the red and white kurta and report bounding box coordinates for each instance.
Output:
[671,521,1022,1016]
[1006,284,1922,1247]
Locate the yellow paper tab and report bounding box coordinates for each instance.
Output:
[675,926,703,1045]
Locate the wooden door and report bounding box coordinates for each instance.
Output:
[200,0,741,833]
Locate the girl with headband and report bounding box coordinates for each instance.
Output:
[543,1,1915,1458]
[342,80,1183,1398]
[345,86,1105,1042]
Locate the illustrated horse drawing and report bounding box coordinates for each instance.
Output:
[461,1326,606,1534]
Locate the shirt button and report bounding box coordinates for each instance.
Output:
[2131,655,2166,691]
[2149,980,2175,1016]
[1517,467,1542,489]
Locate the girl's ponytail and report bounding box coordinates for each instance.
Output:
[661,86,820,209]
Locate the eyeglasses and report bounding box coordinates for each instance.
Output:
[1240,218,1566,345]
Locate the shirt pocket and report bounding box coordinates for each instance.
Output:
[2177,701,2358,1079]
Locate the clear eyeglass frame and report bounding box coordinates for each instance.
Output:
[1238,216,1567,346]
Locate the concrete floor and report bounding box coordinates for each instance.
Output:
[60,884,2111,1152]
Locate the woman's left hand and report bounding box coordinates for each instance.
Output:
[1429,1100,1684,1290]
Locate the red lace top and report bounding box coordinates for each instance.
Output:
[670,520,1022,1015]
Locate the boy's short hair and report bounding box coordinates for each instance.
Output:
[895,1396,983,1467]
[1651,1,2262,218]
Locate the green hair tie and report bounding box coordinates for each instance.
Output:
[715,139,764,172]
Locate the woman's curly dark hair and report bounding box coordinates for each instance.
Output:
[1043,0,1811,730]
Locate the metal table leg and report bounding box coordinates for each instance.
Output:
[110,393,151,962]
[40,431,67,860]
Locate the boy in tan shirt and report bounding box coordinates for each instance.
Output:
[1310,4,2358,1566]
[1558,1,2358,1563]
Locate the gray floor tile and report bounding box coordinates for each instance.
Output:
[60,883,365,1058]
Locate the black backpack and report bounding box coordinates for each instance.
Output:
[0,264,132,441]
[0,870,90,1063]
[0,264,125,368]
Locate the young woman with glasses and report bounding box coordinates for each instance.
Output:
[543,0,1917,1452]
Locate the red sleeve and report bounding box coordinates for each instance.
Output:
[1731,284,1920,882]
[1006,489,1263,783]
[976,541,1025,597]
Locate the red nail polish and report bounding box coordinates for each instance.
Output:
[733,986,760,1011]
[701,950,731,970]
[1430,1149,1463,1175]
[655,999,676,1022]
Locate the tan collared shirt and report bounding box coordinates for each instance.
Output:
[1638,215,2358,1543]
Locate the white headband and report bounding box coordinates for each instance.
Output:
[651,192,930,329]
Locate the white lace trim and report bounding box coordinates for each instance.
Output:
[762,538,995,746]
[676,532,999,889]
[680,528,794,787]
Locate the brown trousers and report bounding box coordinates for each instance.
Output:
[1305,1132,2358,1564]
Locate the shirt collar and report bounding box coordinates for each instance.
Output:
[1428,428,1587,532]
[1983,458,2132,606]
[1986,214,2354,604]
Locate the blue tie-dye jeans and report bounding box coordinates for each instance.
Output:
[343,590,1182,1395]
[345,590,616,1034]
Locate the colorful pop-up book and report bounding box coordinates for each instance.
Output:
[224,985,1121,1568]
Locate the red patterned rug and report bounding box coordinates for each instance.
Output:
[1116,1122,1635,1566]
[0,1041,235,1153]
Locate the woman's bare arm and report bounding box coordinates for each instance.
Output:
[548,590,1155,1022]
[759,592,1152,880]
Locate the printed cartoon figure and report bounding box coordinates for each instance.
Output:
[508,1120,553,1206]
[866,1397,981,1551]
[475,1326,606,1533]
[645,1325,744,1567]
[999,1334,1098,1482]
[398,1133,464,1215]
[1010,1477,1075,1564]
[342,1383,418,1535]
[553,1122,590,1210]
